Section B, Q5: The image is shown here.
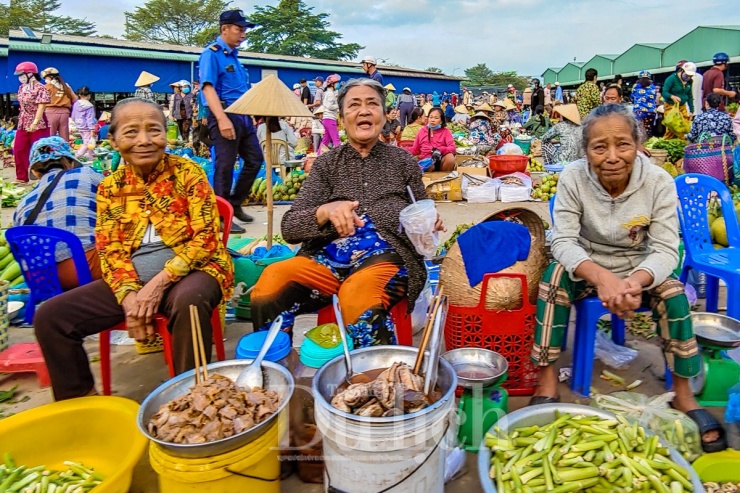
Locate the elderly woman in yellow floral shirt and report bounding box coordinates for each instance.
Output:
[34,98,233,400]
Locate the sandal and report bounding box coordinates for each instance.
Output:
[671,402,728,453]
[528,395,561,406]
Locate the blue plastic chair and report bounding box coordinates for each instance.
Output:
[675,174,740,320]
[4,226,93,325]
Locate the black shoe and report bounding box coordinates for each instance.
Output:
[230,223,246,234]
[232,206,254,223]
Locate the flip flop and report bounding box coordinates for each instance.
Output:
[528,396,560,406]
[671,402,728,453]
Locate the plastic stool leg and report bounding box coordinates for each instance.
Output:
[611,316,626,346]
[664,362,673,391]
[156,317,176,378]
[35,364,51,387]
[392,301,412,346]
[705,275,720,313]
[211,309,226,361]
[99,329,112,396]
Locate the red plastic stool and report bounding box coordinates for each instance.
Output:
[317,299,413,346]
[0,343,51,387]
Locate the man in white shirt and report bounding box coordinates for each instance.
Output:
[692,72,704,116]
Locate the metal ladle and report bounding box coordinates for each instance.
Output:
[235,314,283,389]
[333,295,371,385]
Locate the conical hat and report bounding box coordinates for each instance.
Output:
[422,102,433,115]
[504,99,517,111]
[225,74,315,118]
[454,105,468,114]
[472,112,491,120]
[134,71,159,87]
[553,103,581,125]
[384,83,396,91]
[475,102,494,113]
[493,101,506,109]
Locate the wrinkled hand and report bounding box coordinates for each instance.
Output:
[595,271,633,315]
[122,292,150,342]
[434,213,446,233]
[132,272,170,330]
[217,117,235,140]
[321,201,365,237]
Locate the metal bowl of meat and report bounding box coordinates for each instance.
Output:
[441,348,508,388]
[137,360,294,458]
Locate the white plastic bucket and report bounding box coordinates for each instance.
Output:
[312,346,457,493]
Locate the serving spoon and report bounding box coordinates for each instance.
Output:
[333,295,371,385]
[235,314,283,389]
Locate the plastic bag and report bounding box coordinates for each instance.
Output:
[498,172,532,203]
[594,330,638,369]
[592,392,701,462]
[497,143,524,155]
[419,157,434,172]
[663,105,691,138]
[411,277,433,334]
[462,173,499,203]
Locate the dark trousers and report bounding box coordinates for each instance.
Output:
[208,113,263,205]
[398,102,415,129]
[177,118,192,142]
[34,271,222,400]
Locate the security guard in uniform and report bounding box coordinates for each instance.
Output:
[199,9,263,234]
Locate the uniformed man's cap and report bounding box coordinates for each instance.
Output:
[219,9,256,28]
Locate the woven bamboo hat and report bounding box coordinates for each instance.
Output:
[225,74,314,118]
[422,102,433,115]
[493,101,507,109]
[475,102,494,113]
[553,103,581,125]
[504,99,517,111]
[134,71,159,87]
[384,83,396,91]
[454,105,469,114]
[471,111,491,120]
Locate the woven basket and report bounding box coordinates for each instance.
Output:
[683,135,733,184]
[0,281,8,352]
[649,149,669,166]
[135,333,164,355]
[440,206,548,310]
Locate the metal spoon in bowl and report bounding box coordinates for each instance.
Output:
[235,314,283,389]
[333,295,371,385]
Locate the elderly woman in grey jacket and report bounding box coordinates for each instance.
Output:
[530,104,726,453]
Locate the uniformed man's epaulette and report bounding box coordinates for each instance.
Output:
[209,44,219,52]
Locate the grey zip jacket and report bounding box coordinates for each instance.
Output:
[551,154,679,289]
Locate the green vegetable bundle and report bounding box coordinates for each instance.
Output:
[0,453,103,492]
[486,412,695,493]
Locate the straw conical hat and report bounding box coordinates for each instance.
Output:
[553,103,581,125]
[454,105,468,114]
[135,71,159,87]
[472,112,491,120]
[493,101,506,109]
[475,102,494,113]
[225,74,315,118]
[384,83,396,91]
[504,99,517,111]
[422,102,433,115]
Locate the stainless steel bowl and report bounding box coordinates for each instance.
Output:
[691,312,740,347]
[477,404,705,493]
[441,348,508,388]
[312,346,457,424]
[137,360,294,458]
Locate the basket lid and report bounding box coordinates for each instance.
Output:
[236,330,292,362]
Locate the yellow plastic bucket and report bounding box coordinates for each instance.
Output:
[150,417,281,493]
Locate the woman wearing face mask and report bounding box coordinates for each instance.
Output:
[320,74,342,155]
[661,62,696,139]
[410,107,455,171]
[13,61,51,184]
[169,80,194,141]
[41,67,77,142]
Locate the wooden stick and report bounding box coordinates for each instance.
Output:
[190,305,201,385]
[194,306,209,381]
[413,285,444,375]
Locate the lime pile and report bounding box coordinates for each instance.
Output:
[531,173,558,201]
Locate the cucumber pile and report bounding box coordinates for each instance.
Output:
[0,232,23,288]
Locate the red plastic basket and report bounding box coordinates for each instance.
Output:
[444,273,537,395]
[487,155,528,175]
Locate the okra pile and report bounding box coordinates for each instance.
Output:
[486,412,695,493]
[0,454,103,493]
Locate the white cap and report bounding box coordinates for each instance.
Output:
[361,55,377,65]
[508,84,513,88]
[681,61,697,76]
[555,82,560,86]
[293,83,300,89]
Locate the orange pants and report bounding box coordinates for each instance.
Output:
[251,255,407,346]
[57,249,102,291]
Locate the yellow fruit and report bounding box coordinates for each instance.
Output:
[710,217,729,247]
[87,143,95,150]
[541,184,550,194]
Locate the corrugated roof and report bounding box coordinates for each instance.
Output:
[699,25,740,31]
[637,43,670,49]
[593,54,619,60]
[10,41,201,62]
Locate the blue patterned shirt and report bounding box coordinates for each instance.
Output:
[631,82,658,115]
[13,166,102,261]
[686,109,736,143]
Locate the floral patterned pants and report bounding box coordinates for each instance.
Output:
[251,254,408,347]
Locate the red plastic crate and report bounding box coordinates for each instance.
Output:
[444,273,538,395]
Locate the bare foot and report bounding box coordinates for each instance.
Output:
[533,365,560,399]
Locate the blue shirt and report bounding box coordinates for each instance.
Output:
[368,70,383,85]
[199,36,249,107]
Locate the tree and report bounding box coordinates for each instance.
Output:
[5,0,96,36]
[488,72,531,92]
[426,67,444,74]
[464,63,495,86]
[245,0,362,61]
[124,0,230,46]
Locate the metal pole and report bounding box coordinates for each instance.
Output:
[265,117,274,250]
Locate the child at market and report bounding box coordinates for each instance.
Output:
[2,118,17,168]
[71,86,97,160]
[311,106,325,153]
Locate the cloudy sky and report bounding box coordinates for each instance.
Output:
[55,0,731,76]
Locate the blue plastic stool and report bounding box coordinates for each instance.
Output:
[675,174,740,320]
[5,226,92,324]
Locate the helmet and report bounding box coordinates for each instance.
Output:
[14,61,39,76]
[40,67,59,78]
[713,52,730,65]
[326,74,341,85]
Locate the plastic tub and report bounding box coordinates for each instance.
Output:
[513,137,532,155]
[235,330,292,364]
[313,346,458,493]
[488,155,528,175]
[0,396,147,493]
[477,403,705,493]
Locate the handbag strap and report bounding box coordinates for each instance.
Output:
[23,169,67,226]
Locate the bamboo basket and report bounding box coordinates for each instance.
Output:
[440,206,548,310]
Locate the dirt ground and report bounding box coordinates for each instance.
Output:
[0,178,728,492]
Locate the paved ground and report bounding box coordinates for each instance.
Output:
[0,178,728,492]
